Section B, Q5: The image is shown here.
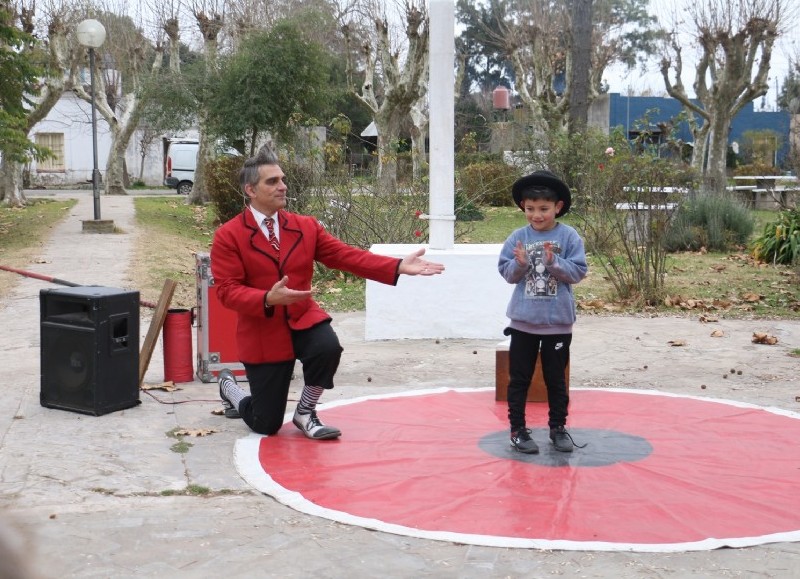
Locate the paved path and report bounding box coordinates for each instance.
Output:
[1,192,799,578]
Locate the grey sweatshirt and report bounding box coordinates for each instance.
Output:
[498,222,588,335]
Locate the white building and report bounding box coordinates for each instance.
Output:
[28,90,167,188]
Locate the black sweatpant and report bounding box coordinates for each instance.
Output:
[506,329,572,432]
[239,320,343,435]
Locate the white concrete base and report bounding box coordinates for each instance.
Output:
[365,244,513,340]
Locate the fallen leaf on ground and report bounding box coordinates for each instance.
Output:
[699,314,719,323]
[141,381,181,392]
[710,329,724,337]
[668,339,687,347]
[752,332,779,345]
[742,292,762,303]
[174,428,218,437]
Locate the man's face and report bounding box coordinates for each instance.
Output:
[245,164,287,216]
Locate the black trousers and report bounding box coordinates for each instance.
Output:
[506,329,572,432]
[239,320,343,435]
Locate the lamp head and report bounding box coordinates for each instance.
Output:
[76,19,106,48]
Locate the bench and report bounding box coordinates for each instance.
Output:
[494,340,570,402]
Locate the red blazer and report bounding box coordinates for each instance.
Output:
[210,208,401,364]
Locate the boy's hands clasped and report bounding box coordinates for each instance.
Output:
[514,240,554,267]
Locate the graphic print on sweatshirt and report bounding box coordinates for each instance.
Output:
[524,241,561,298]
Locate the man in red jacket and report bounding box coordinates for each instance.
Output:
[212,145,445,440]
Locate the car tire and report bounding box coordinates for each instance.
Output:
[177,181,193,195]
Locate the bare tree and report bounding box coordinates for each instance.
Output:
[467,0,657,136]
[660,0,789,194]
[70,2,165,196]
[186,0,224,204]
[343,0,428,194]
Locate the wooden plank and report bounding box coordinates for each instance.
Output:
[138,279,178,386]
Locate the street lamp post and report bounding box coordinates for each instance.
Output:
[76,19,108,230]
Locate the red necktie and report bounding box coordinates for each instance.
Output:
[265,218,279,253]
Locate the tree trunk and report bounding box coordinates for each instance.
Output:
[374,109,403,195]
[105,145,128,195]
[704,113,733,196]
[0,159,27,207]
[689,127,709,174]
[567,0,593,135]
[409,105,427,182]
[188,122,212,204]
[409,124,427,182]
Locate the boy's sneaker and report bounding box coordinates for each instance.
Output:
[510,428,539,454]
[550,426,574,453]
[217,369,241,419]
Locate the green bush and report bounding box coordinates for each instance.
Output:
[457,161,521,207]
[279,156,318,216]
[663,196,754,252]
[206,155,246,224]
[751,209,800,265]
[454,190,484,221]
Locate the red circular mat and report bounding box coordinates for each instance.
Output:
[235,388,800,551]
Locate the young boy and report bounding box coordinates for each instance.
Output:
[498,170,588,453]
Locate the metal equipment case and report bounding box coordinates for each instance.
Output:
[195,252,246,382]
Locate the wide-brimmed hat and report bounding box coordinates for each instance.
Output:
[511,170,571,217]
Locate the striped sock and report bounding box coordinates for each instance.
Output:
[220,375,246,407]
[297,385,325,415]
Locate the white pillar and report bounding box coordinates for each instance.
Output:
[427,0,455,250]
[366,0,510,341]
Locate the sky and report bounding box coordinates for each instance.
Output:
[601,0,797,111]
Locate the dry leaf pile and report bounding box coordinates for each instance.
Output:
[173,428,218,437]
[751,332,779,345]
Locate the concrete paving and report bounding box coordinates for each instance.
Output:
[1,190,799,578]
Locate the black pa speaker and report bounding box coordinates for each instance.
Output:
[40,286,141,416]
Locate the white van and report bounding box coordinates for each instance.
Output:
[164,140,199,195]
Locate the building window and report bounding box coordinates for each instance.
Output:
[35,133,65,171]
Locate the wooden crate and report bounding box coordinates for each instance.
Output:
[495,345,570,402]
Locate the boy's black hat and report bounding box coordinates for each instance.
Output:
[511,170,571,217]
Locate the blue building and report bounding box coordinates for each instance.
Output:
[604,93,791,167]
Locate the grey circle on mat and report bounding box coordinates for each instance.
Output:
[479,429,653,467]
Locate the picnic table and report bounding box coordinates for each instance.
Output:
[730,175,798,208]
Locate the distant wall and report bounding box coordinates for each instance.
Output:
[607,93,792,166]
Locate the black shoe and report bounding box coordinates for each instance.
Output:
[292,409,341,440]
[510,428,539,454]
[550,426,574,453]
[218,369,241,419]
